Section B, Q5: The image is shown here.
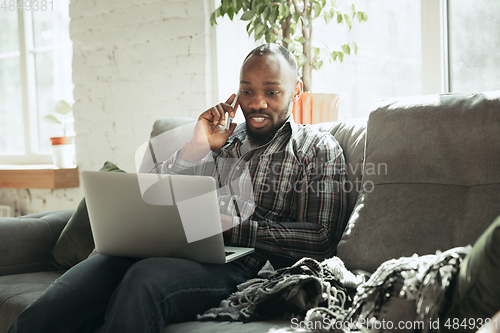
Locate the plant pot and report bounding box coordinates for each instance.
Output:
[50,136,76,168]
[292,92,343,125]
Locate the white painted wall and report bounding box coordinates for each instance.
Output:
[0,0,215,216]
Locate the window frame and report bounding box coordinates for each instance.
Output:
[420,0,450,95]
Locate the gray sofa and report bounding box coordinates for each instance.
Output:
[1,91,499,333]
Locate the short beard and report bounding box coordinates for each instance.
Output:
[245,102,291,147]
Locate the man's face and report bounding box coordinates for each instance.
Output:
[238,53,299,147]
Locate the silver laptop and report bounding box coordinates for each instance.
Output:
[81,171,254,264]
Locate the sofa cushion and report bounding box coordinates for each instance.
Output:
[50,162,125,270]
[337,91,500,272]
[0,210,72,276]
[0,270,64,333]
[320,117,367,218]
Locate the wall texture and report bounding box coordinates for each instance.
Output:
[0,0,216,216]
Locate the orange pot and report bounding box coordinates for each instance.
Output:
[50,137,74,145]
[292,92,342,125]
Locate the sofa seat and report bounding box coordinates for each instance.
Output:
[0,270,305,333]
[0,271,65,333]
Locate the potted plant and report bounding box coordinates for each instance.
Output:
[42,100,76,168]
[211,0,367,123]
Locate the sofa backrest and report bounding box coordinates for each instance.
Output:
[337,91,500,272]
[311,118,367,220]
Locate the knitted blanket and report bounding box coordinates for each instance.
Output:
[198,257,364,322]
[198,247,470,333]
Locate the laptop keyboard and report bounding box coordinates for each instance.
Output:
[225,251,235,256]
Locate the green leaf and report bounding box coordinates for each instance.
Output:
[337,13,342,23]
[338,51,344,62]
[357,11,363,23]
[283,37,293,44]
[270,6,278,23]
[313,47,321,57]
[331,51,338,61]
[342,44,350,55]
[210,12,217,26]
[352,41,358,54]
[324,11,331,24]
[222,0,229,12]
[255,24,266,40]
[246,21,252,32]
[54,100,72,115]
[292,12,300,23]
[228,7,235,20]
[279,3,286,16]
[241,10,254,20]
[43,114,62,125]
[263,6,271,20]
[295,36,306,43]
[257,3,266,14]
[362,12,368,22]
[313,3,322,18]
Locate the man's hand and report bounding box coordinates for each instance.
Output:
[179,94,239,162]
[221,213,233,239]
[87,248,98,259]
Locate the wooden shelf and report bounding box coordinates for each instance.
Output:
[0,165,79,189]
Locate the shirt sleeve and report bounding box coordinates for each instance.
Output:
[227,134,346,268]
[148,144,213,175]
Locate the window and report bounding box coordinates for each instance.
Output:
[214,0,500,120]
[448,0,500,92]
[0,1,73,164]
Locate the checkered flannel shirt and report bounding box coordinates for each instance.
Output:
[150,116,346,276]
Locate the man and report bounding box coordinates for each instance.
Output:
[8,44,345,333]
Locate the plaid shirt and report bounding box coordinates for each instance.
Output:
[150,117,345,275]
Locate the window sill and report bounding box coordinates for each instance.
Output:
[0,164,79,189]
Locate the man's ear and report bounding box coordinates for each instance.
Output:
[292,80,303,103]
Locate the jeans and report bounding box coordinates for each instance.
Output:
[8,254,251,333]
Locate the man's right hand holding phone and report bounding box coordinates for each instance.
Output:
[179,94,239,162]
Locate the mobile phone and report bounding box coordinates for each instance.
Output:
[224,94,238,131]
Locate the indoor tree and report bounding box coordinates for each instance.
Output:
[211,0,368,92]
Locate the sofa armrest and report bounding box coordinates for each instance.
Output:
[0,209,74,276]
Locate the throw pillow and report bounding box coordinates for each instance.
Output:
[50,161,125,270]
[443,215,500,333]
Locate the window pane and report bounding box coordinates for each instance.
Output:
[448,0,500,92]
[0,9,20,53]
[34,51,57,153]
[32,0,71,49]
[313,0,423,119]
[0,57,25,154]
[215,0,423,120]
[32,0,73,153]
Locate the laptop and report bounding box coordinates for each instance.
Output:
[81,171,254,264]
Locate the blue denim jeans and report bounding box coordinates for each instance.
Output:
[8,254,251,333]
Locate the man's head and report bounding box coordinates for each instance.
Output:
[239,44,302,147]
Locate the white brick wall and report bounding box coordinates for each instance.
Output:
[0,0,216,215]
